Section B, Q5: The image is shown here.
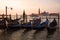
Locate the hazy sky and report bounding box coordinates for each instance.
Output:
[0,0,60,15]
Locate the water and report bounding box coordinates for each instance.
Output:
[0,28,59,40]
[0,16,60,40]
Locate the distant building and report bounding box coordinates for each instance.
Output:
[29,8,41,17]
[30,13,39,17]
[49,13,59,16]
[30,11,49,17]
[41,11,49,16]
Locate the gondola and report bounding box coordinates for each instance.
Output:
[21,22,32,29]
[21,18,41,29]
[0,20,6,29]
[33,19,49,30]
[22,19,49,30]
[8,18,49,30]
[8,20,21,29]
[7,17,21,28]
[47,18,57,35]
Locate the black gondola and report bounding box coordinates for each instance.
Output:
[47,18,57,35]
[8,20,21,29]
[0,20,6,29]
[22,19,49,30]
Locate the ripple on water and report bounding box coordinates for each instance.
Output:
[22,30,36,40]
[7,29,26,40]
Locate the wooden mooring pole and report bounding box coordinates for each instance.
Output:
[58,13,59,33]
[57,13,59,40]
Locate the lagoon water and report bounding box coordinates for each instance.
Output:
[0,27,59,40]
[0,16,60,40]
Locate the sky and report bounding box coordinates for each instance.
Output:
[0,0,60,15]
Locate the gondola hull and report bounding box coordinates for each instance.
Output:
[47,19,57,35]
[0,21,6,29]
[33,22,48,30]
[8,24,21,28]
[0,24,6,29]
[22,20,49,30]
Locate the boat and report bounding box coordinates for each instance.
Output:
[33,19,49,30]
[0,20,6,29]
[47,18,57,35]
[8,20,21,29]
[8,18,49,30]
[21,22,32,29]
[21,18,41,29]
[6,17,21,29]
[22,19,49,30]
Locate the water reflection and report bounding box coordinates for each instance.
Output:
[0,28,58,40]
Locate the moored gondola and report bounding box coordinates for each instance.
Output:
[0,20,6,29]
[8,20,21,29]
[33,19,49,30]
[21,18,41,29]
[47,18,57,35]
[7,18,49,30]
[22,19,49,30]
